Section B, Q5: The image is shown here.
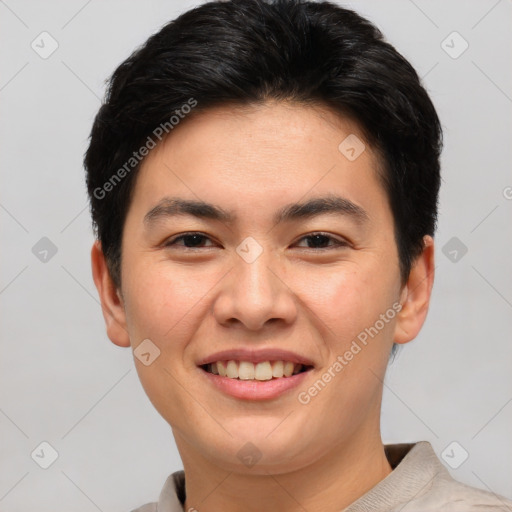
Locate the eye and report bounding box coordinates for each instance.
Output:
[294,232,349,250]
[163,231,349,251]
[164,232,217,249]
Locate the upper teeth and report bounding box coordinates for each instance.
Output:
[207,360,304,380]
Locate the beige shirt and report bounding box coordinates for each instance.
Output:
[131,441,512,511]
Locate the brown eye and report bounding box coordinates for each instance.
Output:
[295,232,348,249]
[165,232,215,249]
[163,231,348,251]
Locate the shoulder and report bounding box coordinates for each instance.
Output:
[128,470,186,512]
[380,441,512,512]
[425,474,512,511]
[404,460,512,511]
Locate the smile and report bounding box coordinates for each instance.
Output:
[198,360,314,400]
[202,360,312,380]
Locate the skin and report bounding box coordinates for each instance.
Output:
[92,100,434,512]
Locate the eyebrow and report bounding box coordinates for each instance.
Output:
[143,195,370,228]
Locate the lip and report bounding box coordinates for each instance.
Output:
[195,348,316,367]
[198,365,314,401]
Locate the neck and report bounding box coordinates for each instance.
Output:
[178,428,393,512]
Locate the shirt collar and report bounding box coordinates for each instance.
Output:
[343,441,449,511]
[155,441,448,512]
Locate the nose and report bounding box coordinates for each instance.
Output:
[212,246,297,331]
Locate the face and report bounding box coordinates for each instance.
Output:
[92,100,434,475]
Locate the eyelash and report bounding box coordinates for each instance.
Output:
[163,231,349,251]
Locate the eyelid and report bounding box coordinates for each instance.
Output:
[163,231,350,250]
[163,231,217,248]
[293,231,350,249]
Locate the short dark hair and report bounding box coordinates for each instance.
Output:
[85,0,442,356]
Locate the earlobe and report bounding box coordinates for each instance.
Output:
[394,235,435,345]
[91,240,131,348]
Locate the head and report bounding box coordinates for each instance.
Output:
[86,0,441,474]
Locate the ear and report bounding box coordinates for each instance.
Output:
[91,240,131,348]
[394,235,435,345]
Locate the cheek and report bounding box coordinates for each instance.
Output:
[122,260,221,348]
[121,262,216,414]
[294,266,398,415]
[290,262,397,348]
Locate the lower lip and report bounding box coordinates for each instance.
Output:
[198,366,313,401]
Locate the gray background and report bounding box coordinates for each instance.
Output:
[1,0,511,510]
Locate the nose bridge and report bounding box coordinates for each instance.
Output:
[238,244,276,302]
[214,238,296,330]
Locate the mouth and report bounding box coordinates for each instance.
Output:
[198,360,315,401]
[195,349,317,400]
[199,360,314,381]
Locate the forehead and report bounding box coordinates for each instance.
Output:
[128,101,390,228]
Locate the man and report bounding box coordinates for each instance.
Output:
[85,0,512,510]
